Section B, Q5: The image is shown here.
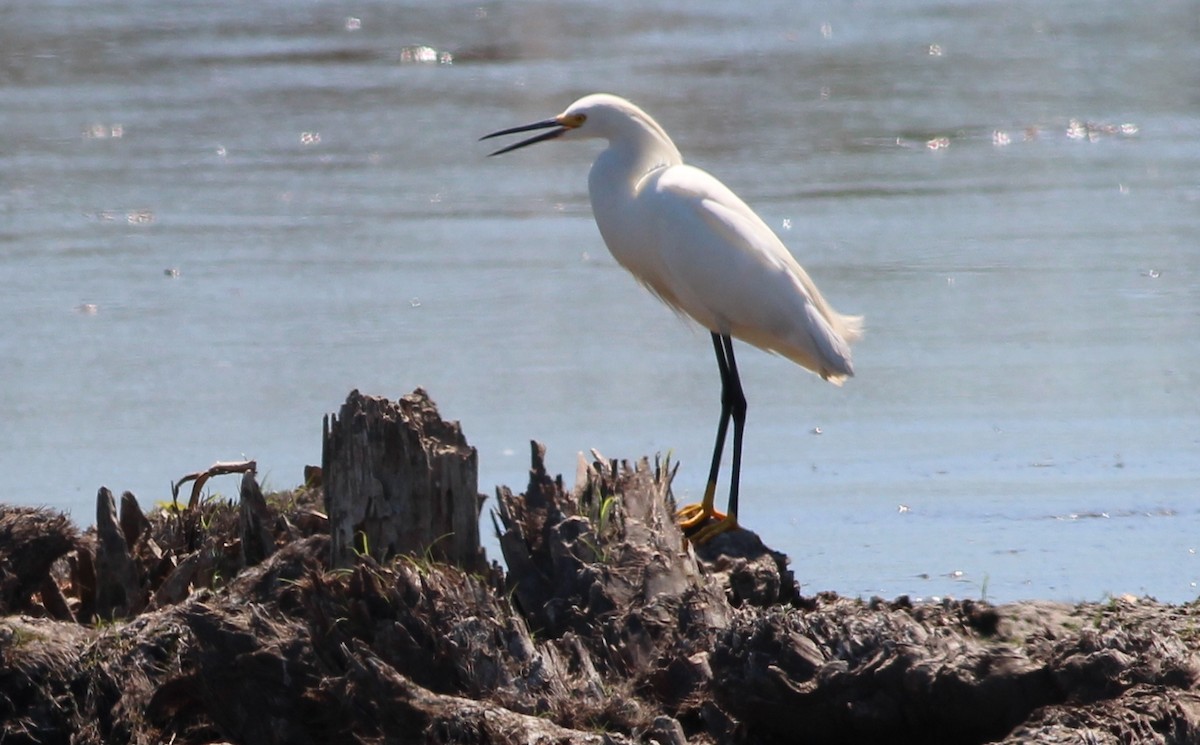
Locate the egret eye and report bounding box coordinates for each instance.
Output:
[560,113,587,128]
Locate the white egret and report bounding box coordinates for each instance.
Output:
[482,93,862,543]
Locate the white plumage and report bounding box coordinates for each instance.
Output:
[483,93,861,542]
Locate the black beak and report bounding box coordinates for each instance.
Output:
[480,118,567,156]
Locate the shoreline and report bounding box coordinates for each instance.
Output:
[2,392,1198,744]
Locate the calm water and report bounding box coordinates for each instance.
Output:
[3,1,1198,603]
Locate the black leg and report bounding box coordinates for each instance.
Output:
[704,332,734,499]
[719,334,747,520]
[677,332,747,541]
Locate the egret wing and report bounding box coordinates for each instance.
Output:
[644,164,857,381]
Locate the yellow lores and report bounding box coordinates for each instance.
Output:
[483,94,862,543]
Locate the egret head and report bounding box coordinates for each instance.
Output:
[481,94,672,156]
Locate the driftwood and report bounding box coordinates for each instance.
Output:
[0,505,76,615]
[119,490,150,549]
[2,389,1200,744]
[172,459,259,511]
[322,388,484,572]
[94,487,143,620]
[59,467,312,621]
[170,459,260,553]
[239,469,274,567]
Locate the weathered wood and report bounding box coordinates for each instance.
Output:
[6,394,1200,744]
[0,505,77,615]
[173,460,259,511]
[118,490,149,550]
[38,575,74,622]
[94,486,144,620]
[171,460,258,552]
[998,685,1200,743]
[238,469,274,567]
[5,451,1200,743]
[322,388,484,571]
[495,441,733,699]
[69,547,97,623]
[150,550,207,609]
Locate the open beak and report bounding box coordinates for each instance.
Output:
[480,118,567,156]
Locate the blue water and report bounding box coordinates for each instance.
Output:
[2,0,1198,603]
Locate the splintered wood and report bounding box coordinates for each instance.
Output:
[172,460,259,511]
[322,388,484,571]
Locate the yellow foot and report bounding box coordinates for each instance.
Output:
[675,502,739,543]
[688,515,739,544]
[675,502,726,532]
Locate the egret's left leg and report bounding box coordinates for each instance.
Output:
[678,333,746,542]
[686,334,745,543]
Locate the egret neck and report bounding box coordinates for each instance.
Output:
[586,107,684,301]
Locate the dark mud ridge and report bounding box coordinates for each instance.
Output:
[3,389,1199,744]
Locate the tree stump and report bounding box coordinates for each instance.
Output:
[0,505,77,616]
[239,469,275,567]
[94,487,144,620]
[322,389,484,571]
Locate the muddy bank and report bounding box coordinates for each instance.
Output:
[2,390,1199,744]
